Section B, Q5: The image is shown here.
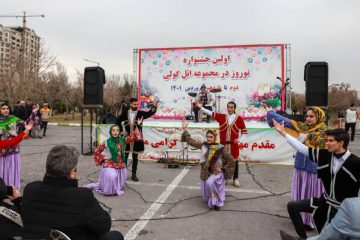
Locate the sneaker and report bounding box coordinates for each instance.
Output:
[233,178,240,187]
[131,175,139,182]
[214,206,221,211]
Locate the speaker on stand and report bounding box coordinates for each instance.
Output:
[304,62,328,107]
[304,62,329,124]
[81,66,106,155]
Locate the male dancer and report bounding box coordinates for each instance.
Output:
[273,120,360,239]
[197,101,247,187]
[116,97,158,181]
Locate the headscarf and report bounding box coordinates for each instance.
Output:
[107,125,126,163]
[289,106,327,148]
[203,129,222,162]
[0,103,19,137]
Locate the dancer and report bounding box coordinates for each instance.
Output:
[181,119,235,210]
[197,101,247,187]
[85,124,135,196]
[0,102,37,188]
[273,120,360,238]
[116,97,158,182]
[266,105,326,229]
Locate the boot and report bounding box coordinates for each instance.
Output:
[214,206,221,211]
[131,175,139,182]
[279,230,305,240]
[233,178,240,187]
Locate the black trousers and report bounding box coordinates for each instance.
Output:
[42,121,48,136]
[194,106,212,122]
[287,199,314,238]
[233,161,239,179]
[125,152,139,176]
[345,122,356,141]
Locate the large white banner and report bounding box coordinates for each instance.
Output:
[138,44,286,120]
[96,122,294,164]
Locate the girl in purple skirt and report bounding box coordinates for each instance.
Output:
[181,120,236,210]
[0,102,37,189]
[266,106,327,229]
[85,124,134,196]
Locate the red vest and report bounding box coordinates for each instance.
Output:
[212,112,247,159]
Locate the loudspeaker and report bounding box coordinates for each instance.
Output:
[84,67,105,106]
[304,62,328,106]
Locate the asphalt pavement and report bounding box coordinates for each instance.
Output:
[18,126,360,240]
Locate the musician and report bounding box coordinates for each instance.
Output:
[193,84,214,123]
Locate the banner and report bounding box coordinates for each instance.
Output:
[96,122,294,164]
[138,44,285,120]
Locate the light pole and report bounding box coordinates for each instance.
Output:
[83,59,100,66]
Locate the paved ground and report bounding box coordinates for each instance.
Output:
[19,126,360,240]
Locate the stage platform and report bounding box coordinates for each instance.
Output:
[95,119,294,164]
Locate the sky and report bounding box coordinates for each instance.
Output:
[1,0,359,93]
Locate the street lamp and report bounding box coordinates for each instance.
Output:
[83,59,100,66]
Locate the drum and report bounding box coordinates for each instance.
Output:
[188,92,197,97]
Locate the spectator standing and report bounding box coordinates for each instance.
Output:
[40,103,52,137]
[345,103,358,141]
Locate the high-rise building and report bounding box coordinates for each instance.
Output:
[0,24,41,77]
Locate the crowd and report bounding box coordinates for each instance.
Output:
[0,90,359,239]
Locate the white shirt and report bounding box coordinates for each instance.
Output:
[345,108,357,123]
[284,134,351,173]
[129,110,137,125]
[332,150,351,173]
[201,107,246,143]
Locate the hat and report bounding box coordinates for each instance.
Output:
[0,177,12,201]
[200,84,206,89]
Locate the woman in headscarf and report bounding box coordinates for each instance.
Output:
[181,119,236,210]
[0,102,37,188]
[266,106,327,229]
[85,124,135,196]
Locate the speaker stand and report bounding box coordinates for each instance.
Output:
[81,106,102,155]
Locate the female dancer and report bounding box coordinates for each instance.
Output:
[85,124,135,196]
[181,119,235,210]
[266,106,327,229]
[0,102,36,188]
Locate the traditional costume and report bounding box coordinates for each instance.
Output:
[283,133,360,237]
[181,130,235,209]
[267,106,326,228]
[0,114,22,189]
[201,107,247,186]
[115,105,157,180]
[84,125,131,196]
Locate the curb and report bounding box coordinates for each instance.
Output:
[48,122,91,127]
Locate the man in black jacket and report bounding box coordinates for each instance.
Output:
[21,145,123,240]
[116,97,158,182]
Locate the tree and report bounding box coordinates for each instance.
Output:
[328,83,359,119]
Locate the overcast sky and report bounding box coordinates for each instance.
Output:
[1,0,359,93]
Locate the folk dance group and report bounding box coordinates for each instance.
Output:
[83,98,360,239]
[2,96,360,239]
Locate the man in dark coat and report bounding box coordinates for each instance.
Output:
[21,145,123,240]
[0,177,23,239]
[116,97,158,182]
